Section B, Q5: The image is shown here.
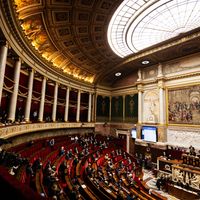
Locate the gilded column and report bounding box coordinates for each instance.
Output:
[158,81,165,124]
[38,77,46,122]
[0,42,8,105]
[25,69,34,122]
[52,82,58,122]
[76,90,81,122]
[126,134,130,153]
[138,84,143,124]
[88,92,92,122]
[92,93,96,122]
[64,87,70,122]
[8,58,21,122]
[157,63,165,124]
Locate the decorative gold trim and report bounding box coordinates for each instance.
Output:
[0,122,95,139]
[119,31,200,67]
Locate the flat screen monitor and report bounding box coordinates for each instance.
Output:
[131,129,137,139]
[141,126,157,142]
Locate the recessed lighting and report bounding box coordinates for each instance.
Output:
[115,72,121,77]
[142,60,150,65]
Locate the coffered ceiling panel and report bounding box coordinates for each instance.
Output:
[1,0,199,87]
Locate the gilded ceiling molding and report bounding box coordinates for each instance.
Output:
[119,31,200,67]
[0,1,95,92]
[0,122,95,139]
[165,71,200,82]
[13,1,95,83]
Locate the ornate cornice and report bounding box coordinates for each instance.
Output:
[0,1,95,91]
[0,122,95,139]
[119,31,200,67]
[164,71,200,82]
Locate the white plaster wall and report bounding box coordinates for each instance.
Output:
[167,128,200,150]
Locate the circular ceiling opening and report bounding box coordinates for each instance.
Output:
[108,0,200,58]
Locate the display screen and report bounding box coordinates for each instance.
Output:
[131,129,137,139]
[141,126,157,142]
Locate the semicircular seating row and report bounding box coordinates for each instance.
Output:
[1,134,167,200]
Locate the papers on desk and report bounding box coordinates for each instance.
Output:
[81,184,87,188]
[106,189,111,193]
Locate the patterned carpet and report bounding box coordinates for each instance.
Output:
[142,169,180,200]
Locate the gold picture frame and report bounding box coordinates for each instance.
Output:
[166,83,200,126]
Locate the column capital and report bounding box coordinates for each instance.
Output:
[54,82,59,87]
[158,80,165,89]
[30,68,35,73]
[13,57,22,63]
[0,40,9,47]
[77,89,82,93]
[65,86,71,91]
[137,84,144,92]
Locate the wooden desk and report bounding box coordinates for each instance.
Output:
[172,164,200,190]
[157,157,182,174]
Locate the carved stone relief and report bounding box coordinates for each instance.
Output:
[143,66,158,79]
[143,90,159,123]
[163,54,200,75]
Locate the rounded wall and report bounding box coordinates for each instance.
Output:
[2,127,94,150]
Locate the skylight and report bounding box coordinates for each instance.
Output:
[107,0,200,58]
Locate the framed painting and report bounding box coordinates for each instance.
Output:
[167,85,200,125]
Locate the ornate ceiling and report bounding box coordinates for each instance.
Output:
[12,0,122,84]
[1,0,200,87]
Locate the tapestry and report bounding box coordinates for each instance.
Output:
[96,95,110,122]
[168,85,200,125]
[111,96,123,122]
[125,94,138,123]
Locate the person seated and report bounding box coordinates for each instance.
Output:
[48,183,62,198]
[104,153,109,160]
[9,167,15,176]
[49,138,55,149]
[32,157,42,172]
[73,155,79,165]
[128,157,132,164]
[59,146,65,156]
[26,162,34,177]
[127,191,137,200]
[189,145,196,156]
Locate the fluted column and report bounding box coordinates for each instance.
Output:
[92,93,96,122]
[76,90,81,122]
[87,92,92,122]
[0,42,8,106]
[138,84,143,124]
[157,63,165,124]
[64,87,70,122]
[8,58,21,122]
[52,82,58,122]
[25,69,34,122]
[126,134,130,153]
[159,83,165,124]
[38,77,46,122]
